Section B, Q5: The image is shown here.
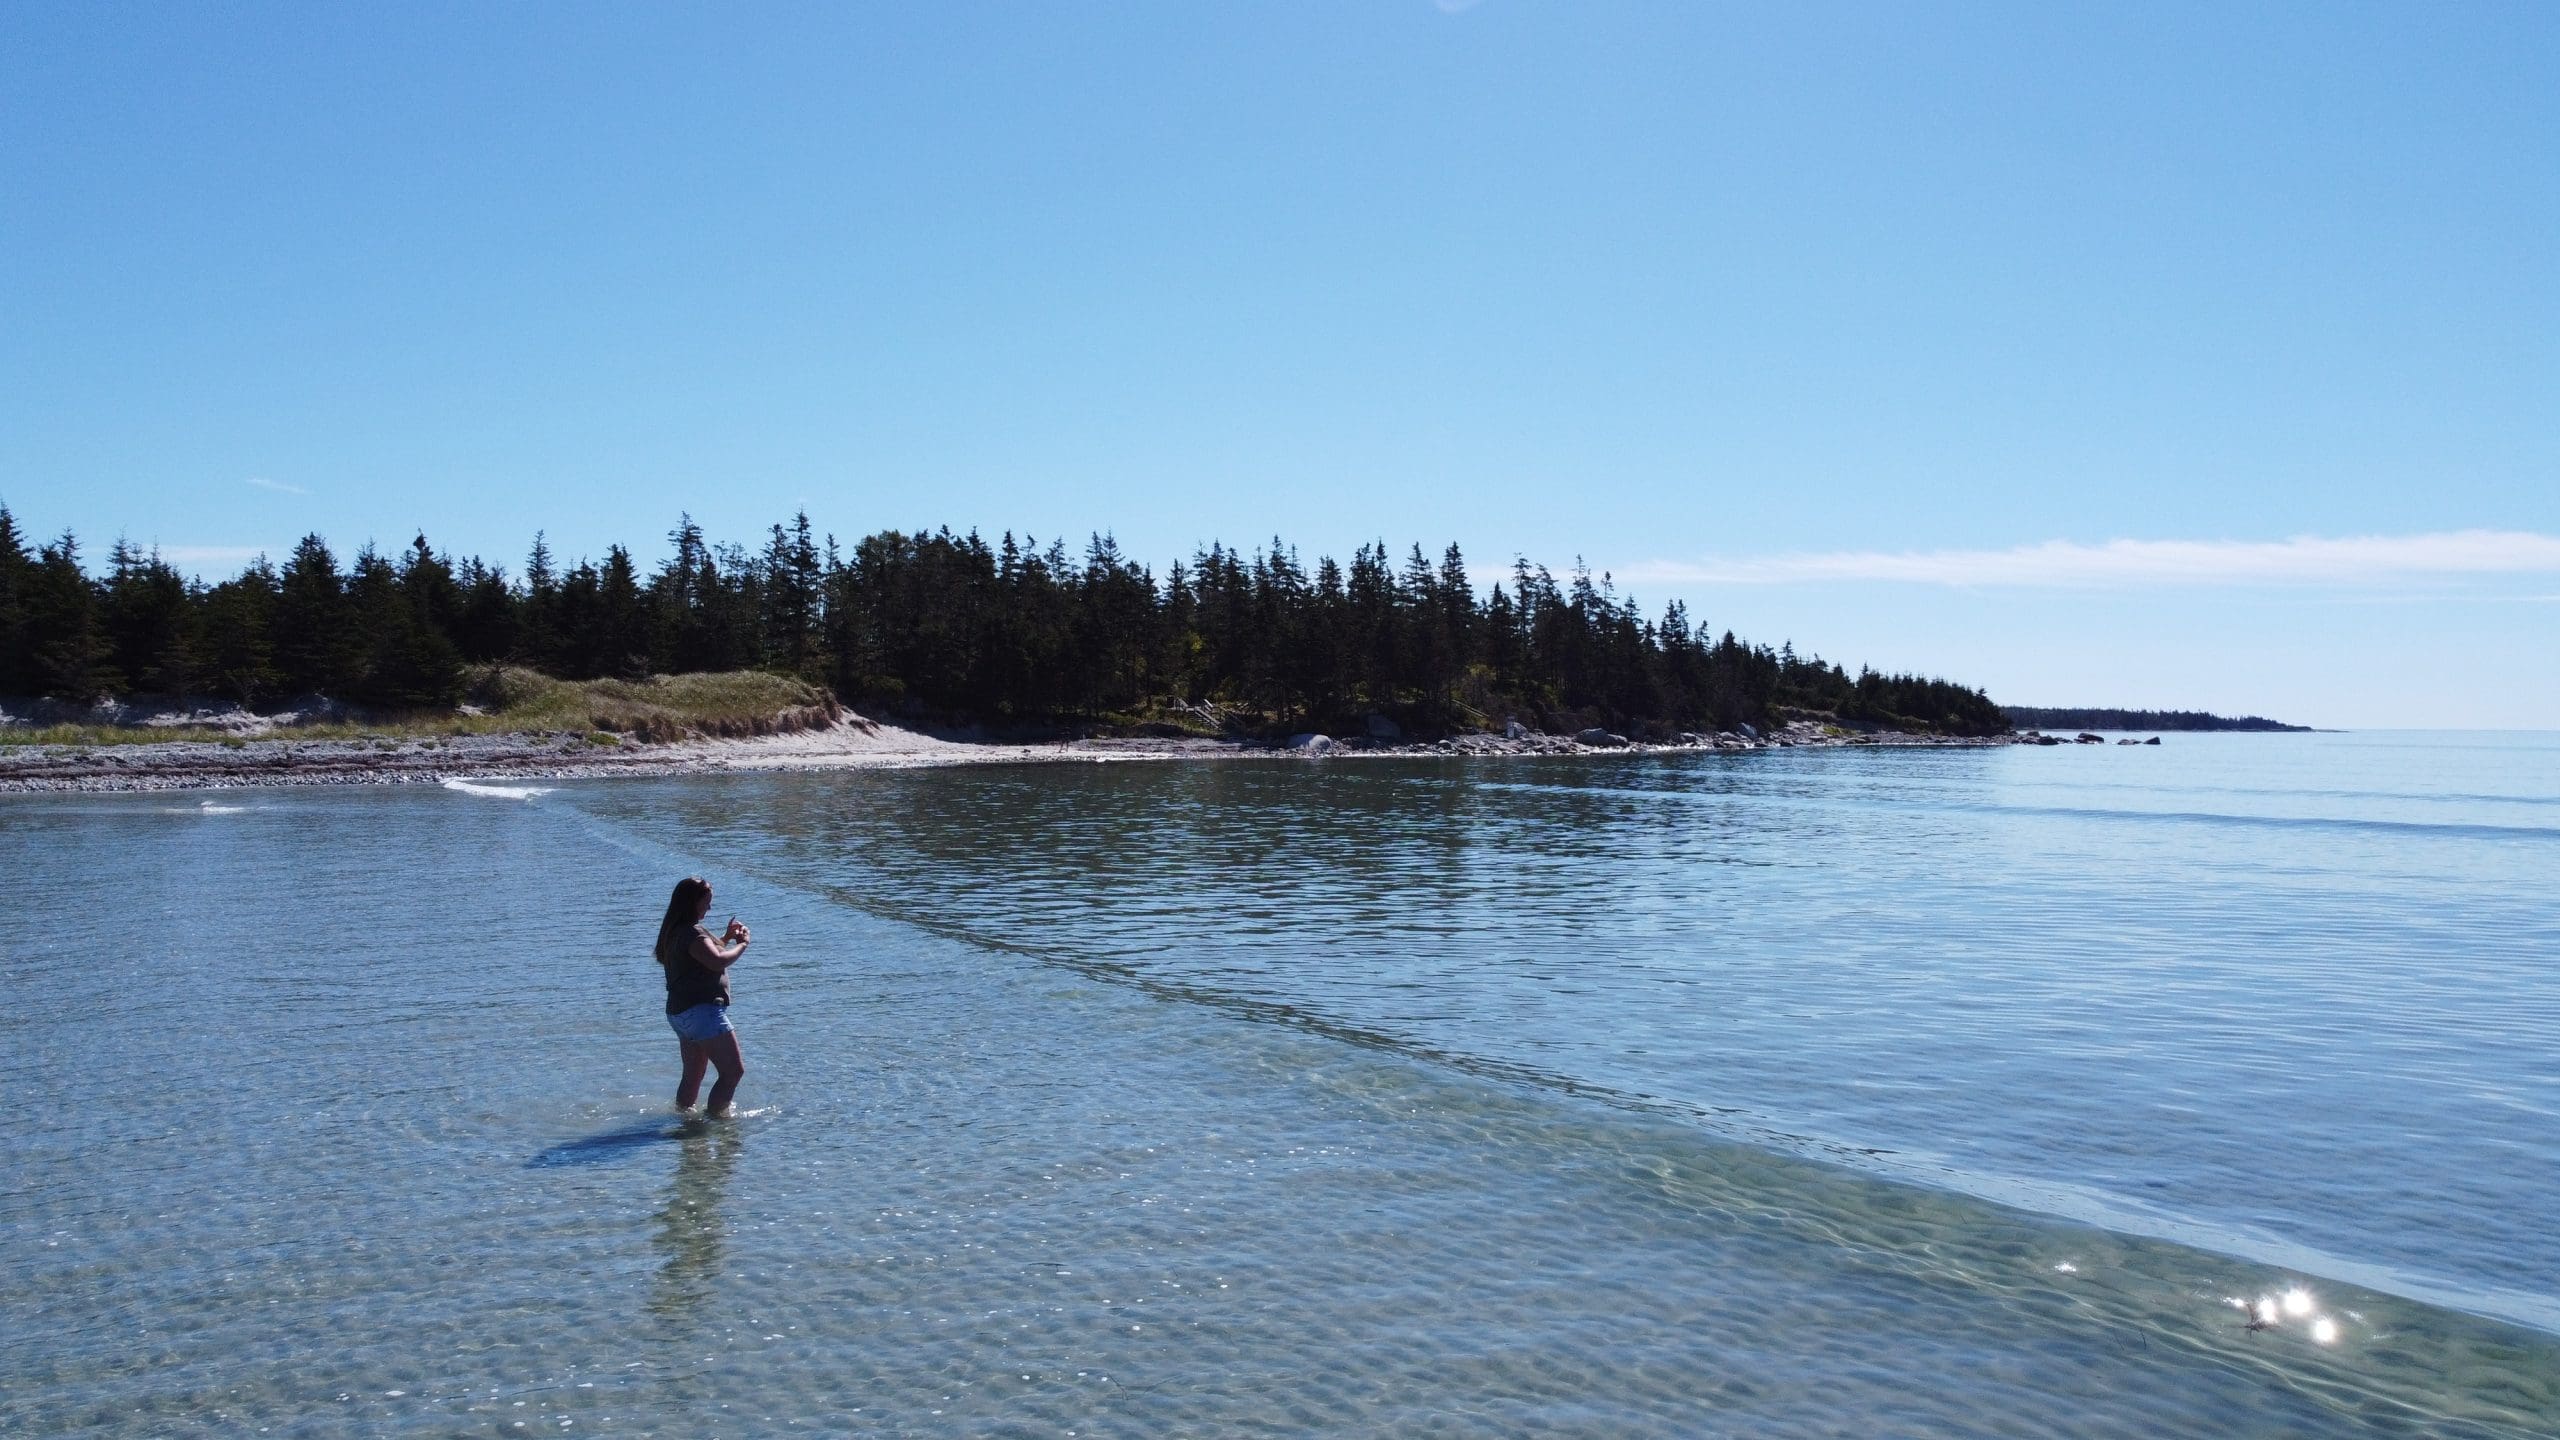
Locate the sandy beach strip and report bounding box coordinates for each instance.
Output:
[0,713,2008,794]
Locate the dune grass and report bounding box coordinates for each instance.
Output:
[1,721,378,748]
[468,667,836,739]
[0,668,839,748]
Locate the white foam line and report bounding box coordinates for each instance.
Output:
[441,778,556,801]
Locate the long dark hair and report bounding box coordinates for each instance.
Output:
[657,877,711,969]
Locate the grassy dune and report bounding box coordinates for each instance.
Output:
[0,668,841,748]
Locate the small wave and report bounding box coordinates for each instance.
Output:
[441,778,555,801]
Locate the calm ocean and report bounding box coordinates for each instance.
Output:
[6,731,2556,1435]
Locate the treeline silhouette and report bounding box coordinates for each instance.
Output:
[2003,706,2306,733]
[0,504,2008,737]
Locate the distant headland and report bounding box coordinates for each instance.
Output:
[2002,707,2310,733]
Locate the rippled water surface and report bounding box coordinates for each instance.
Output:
[6,731,2556,1436]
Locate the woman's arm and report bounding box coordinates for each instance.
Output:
[687,925,749,973]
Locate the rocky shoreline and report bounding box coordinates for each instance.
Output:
[0,712,2024,795]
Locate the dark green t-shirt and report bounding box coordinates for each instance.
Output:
[662,924,730,1015]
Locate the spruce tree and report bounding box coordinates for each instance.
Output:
[273,534,355,697]
[451,557,518,663]
[518,532,562,671]
[399,535,461,640]
[199,558,280,704]
[348,545,454,708]
[594,545,650,679]
[0,505,33,695]
[649,515,701,673]
[1483,582,1520,691]
[552,559,601,678]
[760,514,823,677]
[100,540,198,696]
[25,532,113,699]
[700,540,761,674]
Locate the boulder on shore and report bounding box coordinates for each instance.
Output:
[2075,732,2105,744]
[2143,735,2161,745]
[1364,712,1402,740]
[1575,727,1631,748]
[1286,733,1336,756]
[1503,719,1531,740]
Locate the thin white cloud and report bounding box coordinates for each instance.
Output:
[159,546,267,567]
[1625,530,2560,589]
[244,476,308,495]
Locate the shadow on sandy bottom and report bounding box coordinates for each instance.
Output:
[526,1118,694,1168]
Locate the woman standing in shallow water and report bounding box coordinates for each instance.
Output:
[656,877,750,1116]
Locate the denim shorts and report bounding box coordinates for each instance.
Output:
[667,1002,734,1044]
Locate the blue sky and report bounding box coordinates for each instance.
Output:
[3,3,2553,726]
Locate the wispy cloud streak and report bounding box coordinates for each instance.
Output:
[244,476,307,495]
[160,546,268,566]
[1626,530,2560,589]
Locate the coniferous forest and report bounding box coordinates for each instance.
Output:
[0,504,2010,738]
[2001,706,2306,733]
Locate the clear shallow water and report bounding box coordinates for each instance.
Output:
[5,732,2556,1436]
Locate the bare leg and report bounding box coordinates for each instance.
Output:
[676,1039,710,1111]
[701,1032,746,1117]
